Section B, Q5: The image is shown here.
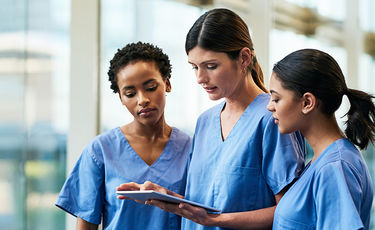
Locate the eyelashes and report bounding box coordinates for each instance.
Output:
[124,85,158,98]
[191,64,218,70]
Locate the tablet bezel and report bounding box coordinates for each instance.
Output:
[116,190,221,213]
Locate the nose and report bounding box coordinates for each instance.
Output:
[266,100,274,112]
[138,91,150,107]
[196,68,208,85]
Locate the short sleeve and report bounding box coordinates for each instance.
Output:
[55,146,105,225]
[314,162,364,230]
[262,114,305,194]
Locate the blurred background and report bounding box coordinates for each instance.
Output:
[0,0,374,229]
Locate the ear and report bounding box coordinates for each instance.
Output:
[301,92,316,114]
[165,78,171,93]
[238,47,251,69]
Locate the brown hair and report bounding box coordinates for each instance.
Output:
[185,8,267,92]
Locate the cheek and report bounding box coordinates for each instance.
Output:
[280,110,301,132]
[154,90,167,107]
[123,100,136,114]
[210,69,225,82]
[120,96,136,112]
[277,102,294,117]
[277,107,289,118]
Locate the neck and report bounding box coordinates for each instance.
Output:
[301,114,344,163]
[224,74,264,113]
[127,116,171,140]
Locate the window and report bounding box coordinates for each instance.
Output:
[0,0,69,229]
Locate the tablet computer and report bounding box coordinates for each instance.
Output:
[116,190,221,213]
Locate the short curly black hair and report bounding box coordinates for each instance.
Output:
[108,41,172,93]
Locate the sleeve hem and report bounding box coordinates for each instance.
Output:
[271,175,298,195]
[55,202,101,225]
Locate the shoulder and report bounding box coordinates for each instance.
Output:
[171,127,192,144]
[313,140,367,187]
[317,139,365,173]
[87,128,120,148]
[197,101,225,121]
[169,127,192,153]
[82,128,122,162]
[250,93,274,125]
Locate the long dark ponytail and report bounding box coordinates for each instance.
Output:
[345,89,375,149]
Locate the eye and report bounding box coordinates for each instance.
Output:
[272,98,279,103]
[125,92,135,98]
[146,85,158,92]
[191,65,198,70]
[206,64,217,70]
[123,89,136,98]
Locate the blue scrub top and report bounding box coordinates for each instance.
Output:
[273,138,373,230]
[182,93,306,230]
[56,127,192,230]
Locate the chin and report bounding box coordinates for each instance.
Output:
[279,126,297,135]
[208,94,222,101]
[278,127,291,135]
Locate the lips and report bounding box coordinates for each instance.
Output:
[138,108,156,116]
[203,86,217,93]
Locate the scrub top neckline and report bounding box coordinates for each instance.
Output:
[115,126,176,168]
[298,138,347,179]
[311,138,346,165]
[217,93,268,143]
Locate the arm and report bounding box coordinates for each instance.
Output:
[76,218,98,230]
[148,186,288,230]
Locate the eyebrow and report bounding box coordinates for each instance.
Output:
[122,86,134,91]
[142,79,155,86]
[121,79,156,91]
[188,59,217,65]
[269,90,279,95]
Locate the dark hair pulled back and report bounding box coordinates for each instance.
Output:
[185,8,267,92]
[273,48,375,149]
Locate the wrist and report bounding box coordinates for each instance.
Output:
[204,213,221,227]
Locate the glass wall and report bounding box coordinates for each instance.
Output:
[0,0,69,229]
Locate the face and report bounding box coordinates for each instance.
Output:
[267,72,304,134]
[117,61,170,126]
[187,46,243,101]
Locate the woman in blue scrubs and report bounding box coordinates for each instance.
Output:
[267,49,375,229]
[118,9,305,229]
[55,42,192,229]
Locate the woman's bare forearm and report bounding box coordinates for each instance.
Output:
[208,206,275,230]
[76,218,98,230]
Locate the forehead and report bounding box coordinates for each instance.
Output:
[187,46,229,64]
[269,72,300,100]
[269,72,283,89]
[118,61,160,78]
[117,61,162,85]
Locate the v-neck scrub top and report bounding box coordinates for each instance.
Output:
[55,127,192,230]
[273,138,373,230]
[182,93,306,230]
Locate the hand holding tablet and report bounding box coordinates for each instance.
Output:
[116,190,221,213]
